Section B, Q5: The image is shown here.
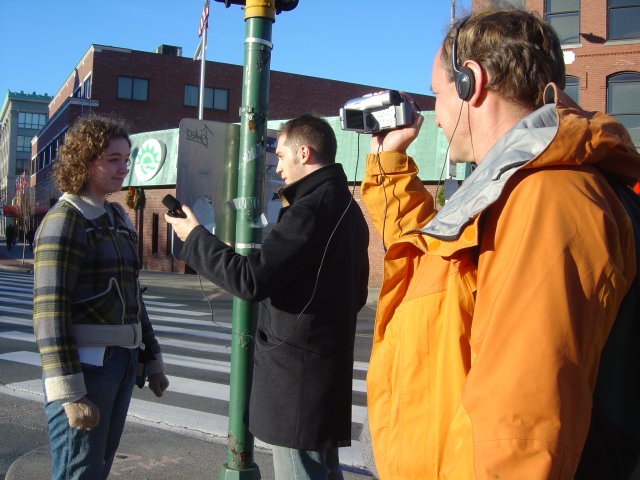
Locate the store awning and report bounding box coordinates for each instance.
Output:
[2,205,21,217]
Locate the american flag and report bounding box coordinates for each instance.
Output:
[198,0,210,37]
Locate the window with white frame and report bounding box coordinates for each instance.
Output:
[546,0,580,44]
[83,75,92,99]
[607,72,640,149]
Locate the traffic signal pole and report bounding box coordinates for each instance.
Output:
[216,1,293,478]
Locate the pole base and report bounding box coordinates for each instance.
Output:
[219,463,261,480]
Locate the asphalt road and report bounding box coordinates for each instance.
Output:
[0,242,378,479]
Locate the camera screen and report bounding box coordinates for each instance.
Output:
[343,109,365,131]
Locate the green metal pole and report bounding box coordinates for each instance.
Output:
[219,2,274,478]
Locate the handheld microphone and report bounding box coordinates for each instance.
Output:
[162,194,187,218]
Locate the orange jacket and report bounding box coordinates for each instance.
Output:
[362,86,640,479]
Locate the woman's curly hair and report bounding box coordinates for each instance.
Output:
[54,114,131,194]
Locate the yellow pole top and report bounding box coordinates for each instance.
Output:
[244,0,275,21]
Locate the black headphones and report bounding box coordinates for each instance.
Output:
[452,17,475,101]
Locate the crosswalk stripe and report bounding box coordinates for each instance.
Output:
[0,304,32,314]
[0,353,368,423]
[0,344,368,394]
[0,331,35,342]
[0,329,369,374]
[0,317,31,327]
[153,324,232,341]
[157,337,233,355]
[0,291,33,299]
[0,277,33,286]
[149,315,228,329]
[145,306,211,316]
[142,300,187,307]
[0,297,32,306]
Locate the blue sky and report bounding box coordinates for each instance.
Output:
[0,0,472,101]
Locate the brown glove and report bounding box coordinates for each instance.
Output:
[63,396,100,430]
[148,373,169,398]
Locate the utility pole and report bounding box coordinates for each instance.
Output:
[213,1,298,478]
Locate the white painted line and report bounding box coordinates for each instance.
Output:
[0,290,33,299]
[0,316,32,327]
[149,315,228,329]
[0,297,32,306]
[156,337,232,355]
[0,351,40,366]
[0,331,35,342]
[0,277,33,285]
[152,324,232,341]
[0,305,32,315]
[143,300,187,308]
[0,353,367,421]
[145,306,211,316]
[0,330,369,377]
[162,353,231,374]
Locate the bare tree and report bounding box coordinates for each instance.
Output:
[12,183,34,264]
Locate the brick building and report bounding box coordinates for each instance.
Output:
[29,43,438,285]
[474,0,639,149]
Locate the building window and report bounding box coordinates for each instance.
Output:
[15,159,29,175]
[607,72,640,149]
[545,0,580,44]
[564,76,579,104]
[184,85,229,110]
[166,224,173,256]
[17,135,32,152]
[18,112,47,129]
[117,75,149,101]
[83,75,92,99]
[609,0,640,40]
[152,213,159,254]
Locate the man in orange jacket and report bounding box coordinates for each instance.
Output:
[362,8,640,479]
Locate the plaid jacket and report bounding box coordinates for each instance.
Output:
[33,194,162,403]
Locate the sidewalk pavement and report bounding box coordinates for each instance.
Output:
[0,238,34,273]
[0,236,377,479]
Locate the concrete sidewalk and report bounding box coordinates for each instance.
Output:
[4,416,373,480]
[0,237,34,273]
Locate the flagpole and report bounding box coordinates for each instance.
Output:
[198,25,206,120]
[197,0,209,120]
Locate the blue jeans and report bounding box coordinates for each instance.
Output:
[44,347,137,480]
[270,444,344,480]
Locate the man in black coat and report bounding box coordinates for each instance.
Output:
[166,114,369,479]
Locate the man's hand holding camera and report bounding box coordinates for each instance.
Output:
[370,95,424,153]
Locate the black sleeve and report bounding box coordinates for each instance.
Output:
[180,203,319,301]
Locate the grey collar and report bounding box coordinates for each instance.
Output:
[421,104,558,240]
[60,193,109,221]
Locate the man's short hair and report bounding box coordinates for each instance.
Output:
[441,8,565,109]
[278,114,337,165]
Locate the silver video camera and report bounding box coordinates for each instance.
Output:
[339,90,413,133]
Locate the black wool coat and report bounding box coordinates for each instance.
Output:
[181,163,369,450]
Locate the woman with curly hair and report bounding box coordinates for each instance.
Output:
[33,114,169,479]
